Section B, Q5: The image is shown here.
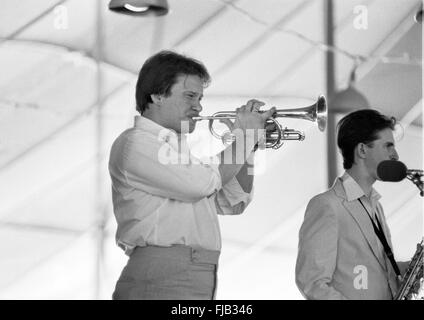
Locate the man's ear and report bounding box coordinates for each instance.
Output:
[356,143,367,159]
[151,94,163,105]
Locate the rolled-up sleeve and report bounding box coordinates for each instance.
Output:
[110,131,222,203]
[295,195,347,300]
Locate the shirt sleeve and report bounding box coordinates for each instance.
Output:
[110,130,222,203]
[295,195,348,300]
[214,174,253,215]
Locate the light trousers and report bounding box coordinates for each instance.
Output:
[112,245,220,300]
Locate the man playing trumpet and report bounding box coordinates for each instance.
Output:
[109,50,275,300]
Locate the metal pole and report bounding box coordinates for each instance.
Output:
[94,0,106,300]
[324,0,338,188]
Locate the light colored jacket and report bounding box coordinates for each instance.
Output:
[295,176,399,300]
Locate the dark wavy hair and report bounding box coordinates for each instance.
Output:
[337,109,396,169]
[135,50,211,114]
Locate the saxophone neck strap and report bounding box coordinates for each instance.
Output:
[358,198,401,277]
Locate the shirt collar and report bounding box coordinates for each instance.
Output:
[341,172,381,202]
[134,115,179,144]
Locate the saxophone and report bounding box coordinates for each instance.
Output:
[395,239,424,300]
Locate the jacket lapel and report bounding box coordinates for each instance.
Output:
[333,179,388,272]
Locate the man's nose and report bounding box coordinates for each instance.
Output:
[391,149,399,161]
[192,101,202,113]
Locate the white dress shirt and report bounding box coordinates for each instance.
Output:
[109,116,253,255]
[341,172,387,258]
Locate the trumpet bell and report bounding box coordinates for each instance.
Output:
[316,95,327,132]
[273,95,327,132]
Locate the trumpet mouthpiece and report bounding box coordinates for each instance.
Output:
[192,116,211,121]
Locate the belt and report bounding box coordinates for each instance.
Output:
[133,244,220,265]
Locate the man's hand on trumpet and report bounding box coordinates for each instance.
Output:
[216,99,277,149]
[233,99,276,133]
[217,99,275,187]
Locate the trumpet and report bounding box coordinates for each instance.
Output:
[193,95,327,149]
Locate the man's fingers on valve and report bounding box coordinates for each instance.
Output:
[246,99,265,112]
[237,105,247,113]
[261,106,277,120]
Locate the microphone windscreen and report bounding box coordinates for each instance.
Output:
[377,160,407,182]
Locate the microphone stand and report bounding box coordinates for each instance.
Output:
[407,172,423,197]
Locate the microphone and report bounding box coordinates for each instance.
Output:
[377,160,407,182]
[377,160,423,182]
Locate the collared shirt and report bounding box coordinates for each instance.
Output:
[341,172,382,223]
[109,116,252,255]
[341,172,387,256]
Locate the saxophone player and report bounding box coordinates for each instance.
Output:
[295,109,409,300]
